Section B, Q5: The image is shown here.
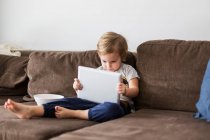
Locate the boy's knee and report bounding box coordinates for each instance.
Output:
[89,102,125,122]
[103,102,122,113]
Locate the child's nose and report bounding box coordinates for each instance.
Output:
[106,63,112,68]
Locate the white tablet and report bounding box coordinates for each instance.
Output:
[77,66,121,104]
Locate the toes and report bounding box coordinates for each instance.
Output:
[55,112,61,119]
[7,99,15,106]
[4,103,7,109]
[55,106,63,112]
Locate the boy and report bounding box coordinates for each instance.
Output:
[4,32,139,122]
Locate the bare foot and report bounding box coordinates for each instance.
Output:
[55,106,88,120]
[4,99,40,119]
[55,106,75,119]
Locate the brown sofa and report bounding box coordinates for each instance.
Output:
[0,40,210,140]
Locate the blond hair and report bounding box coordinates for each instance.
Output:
[97,32,128,61]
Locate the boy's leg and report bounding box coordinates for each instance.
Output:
[4,98,97,119]
[88,102,125,122]
[4,99,125,121]
[55,106,89,120]
[4,99,44,119]
[43,98,98,118]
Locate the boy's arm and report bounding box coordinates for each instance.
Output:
[118,78,139,98]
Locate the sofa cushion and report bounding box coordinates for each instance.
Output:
[27,51,137,98]
[0,103,97,140]
[0,82,28,96]
[26,51,100,98]
[0,55,28,88]
[50,109,210,140]
[135,40,210,112]
[0,55,28,96]
[0,95,25,105]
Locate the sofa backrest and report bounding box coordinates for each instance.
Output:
[134,39,210,112]
[0,54,29,97]
[26,50,137,98]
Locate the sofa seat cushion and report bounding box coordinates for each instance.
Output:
[0,103,97,140]
[135,40,210,112]
[50,109,210,140]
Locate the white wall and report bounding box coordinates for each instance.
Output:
[0,0,210,51]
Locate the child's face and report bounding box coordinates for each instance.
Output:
[99,52,122,72]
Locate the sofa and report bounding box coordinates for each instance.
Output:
[0,39,210,140]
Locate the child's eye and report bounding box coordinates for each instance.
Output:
[110,61,116,63]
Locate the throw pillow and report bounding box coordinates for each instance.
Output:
[195,59,210,121]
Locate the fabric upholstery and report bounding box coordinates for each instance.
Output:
[50,109,210,140]
[134,40,210,112]
[1,40,210,140]
[0,95,25,105]
[26,50,136,98]
[27,50,101,98]
[0,55,28,88]
[0,81,28,96]
[0,103,97,140]
[0,55,28,96]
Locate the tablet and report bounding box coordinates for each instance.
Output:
[77,66,121,104]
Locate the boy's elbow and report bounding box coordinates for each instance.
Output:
[134,88,139,97]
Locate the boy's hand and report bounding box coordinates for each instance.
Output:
[73,78,83,91]
[117,83,127,96]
